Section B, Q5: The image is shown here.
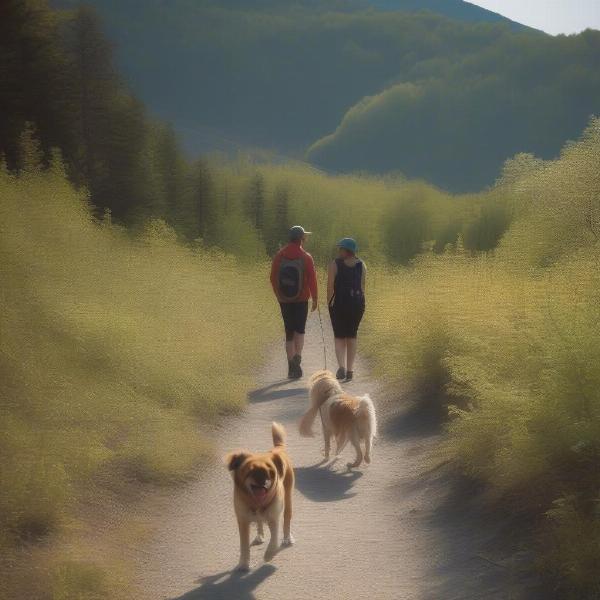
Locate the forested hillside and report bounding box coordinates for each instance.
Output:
[365,0,525,27]
[49,0,600,191]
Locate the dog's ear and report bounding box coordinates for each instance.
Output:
[225,450,249,471]
[271,453,285,477]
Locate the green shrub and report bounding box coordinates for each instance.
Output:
[0,157,278,593]
[364,120,600,593]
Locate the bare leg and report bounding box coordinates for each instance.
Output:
[252,521,265,545]
[285,339,295,361]
[347,429,363,469]
[294,332,305,357]
[347,337,357,372]
[264,517,280,562]
[334,337,347,369]
[236,519,251,571]
[282,482,294,546]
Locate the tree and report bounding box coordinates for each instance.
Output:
[17,123,44,174]
[244,173,265,231]
[0,0,70,170]
[382,199,430,264]
[265,184,290,254]
[192,159,215,241]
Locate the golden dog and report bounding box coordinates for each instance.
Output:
[299,370,377,468]
[225,422,294,571]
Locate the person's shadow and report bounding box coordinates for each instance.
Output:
[248,381,305,403]
[294,461,363,502]
[170,565,276,600]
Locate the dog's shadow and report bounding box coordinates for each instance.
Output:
[170,565,276,600]
[294,461,363,502]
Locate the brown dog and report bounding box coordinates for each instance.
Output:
[299,370,377,468]
[225,422,295,571]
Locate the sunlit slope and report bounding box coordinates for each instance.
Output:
[362,119,600,594]
[0,145,277,576]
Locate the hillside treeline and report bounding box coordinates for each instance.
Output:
[51,0,600,191]
[1,0,506,264]
[1,0,213,233]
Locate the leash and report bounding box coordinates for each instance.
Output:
[316,302,328,371]
[316,302,328,432]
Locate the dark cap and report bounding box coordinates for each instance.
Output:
[289,225,311,241]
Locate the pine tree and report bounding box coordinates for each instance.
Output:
[193,159,215,241]
[244,173,265,231]
[0,0,70,170]
[266,183,290,254]
[17,122,44,174]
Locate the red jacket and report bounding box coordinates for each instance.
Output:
[270,242,318,302]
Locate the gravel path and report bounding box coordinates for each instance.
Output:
[133,316,540,600]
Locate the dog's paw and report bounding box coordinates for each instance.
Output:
[235,562,250,573]
[251,535,264,546]
[282,534,295,547]
[364,455,371,464]
[263,545,278,562]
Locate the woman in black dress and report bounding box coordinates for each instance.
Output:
[327,238,366,381]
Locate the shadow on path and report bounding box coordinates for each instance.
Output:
[170,565,276,600]
[383,403,443,440]
[294,462,363,502]
[393,467,543,600]
[248,382,305,403]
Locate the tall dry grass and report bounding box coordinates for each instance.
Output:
[0,155,277,597]
[362,119,600,595]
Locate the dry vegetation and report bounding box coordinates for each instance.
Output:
[0,147,277,598]
[362,120,600,596]
[2,116,599,596]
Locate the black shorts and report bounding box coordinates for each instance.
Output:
[329,300,365,339]
[279,301,308,338]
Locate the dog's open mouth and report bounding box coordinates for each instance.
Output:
[250,484,269,501]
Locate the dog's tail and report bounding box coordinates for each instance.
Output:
[299,371,341,437]
[272,421,286,448]
[357,394,377,439]
[298,405,320,438]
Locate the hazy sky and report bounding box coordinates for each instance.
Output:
[471,0,600,34]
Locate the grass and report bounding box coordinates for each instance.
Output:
[0,158,278,597]
[362,120,600,596]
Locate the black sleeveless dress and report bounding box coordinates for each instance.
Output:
[328,258,365,338]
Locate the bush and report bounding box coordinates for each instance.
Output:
[0,158,277,592]
[363,120,600,593]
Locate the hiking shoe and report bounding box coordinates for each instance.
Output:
[287,360,295,379]
[345,371,354,382]
[336,367,346,380]
[291,355,303,379]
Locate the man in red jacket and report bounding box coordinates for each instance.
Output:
[270,225,318,379]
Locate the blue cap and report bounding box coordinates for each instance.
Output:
[289,225,311,241]
[337,237,358,254]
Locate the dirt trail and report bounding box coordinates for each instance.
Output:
[133,316,540,600]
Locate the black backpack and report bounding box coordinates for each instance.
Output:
[332,258,363,305]
[277,257,305,301]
